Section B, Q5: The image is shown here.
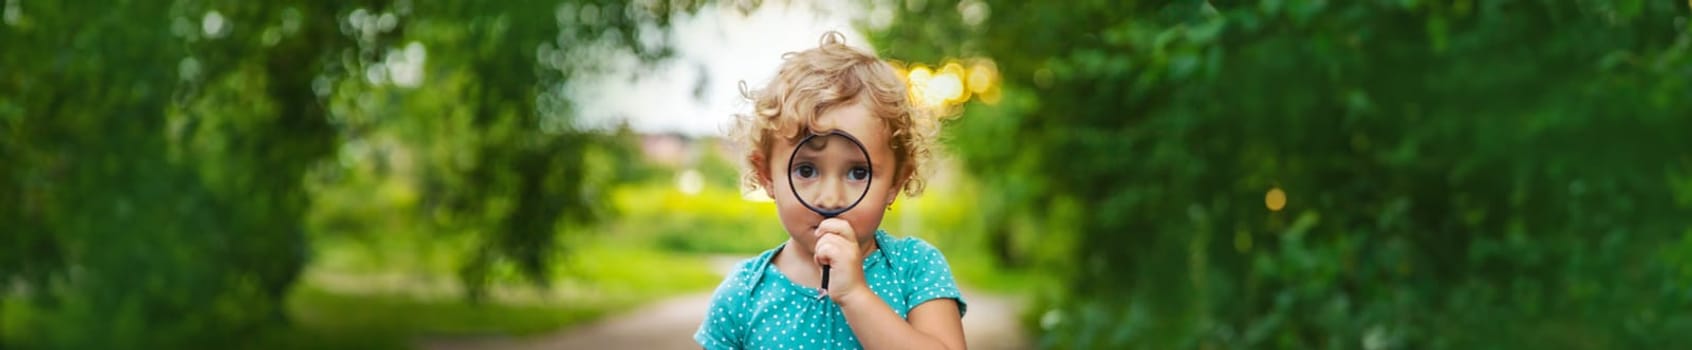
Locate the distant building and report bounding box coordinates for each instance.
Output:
[639,132,693,168]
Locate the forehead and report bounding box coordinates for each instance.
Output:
[807,101,888,149]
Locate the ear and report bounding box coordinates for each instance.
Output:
[750,152,775,197]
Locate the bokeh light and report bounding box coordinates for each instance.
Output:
[677,169,704,195]
[902,58,999,110]
[1265,187,1287,211]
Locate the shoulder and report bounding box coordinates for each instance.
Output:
[873,230,968,315]
[874,230,955,275]
[876,230,948,262]
[706,245,785,308]
[699,245,782,347]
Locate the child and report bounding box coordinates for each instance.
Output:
[694,31,967,349]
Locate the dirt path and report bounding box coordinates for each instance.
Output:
[417,257,1031,349]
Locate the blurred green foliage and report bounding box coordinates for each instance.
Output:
[604,142,791,254]
[1,0,708,348]
[874,0,1692,348]
[611,180,788,253]
[7,0,1690,348]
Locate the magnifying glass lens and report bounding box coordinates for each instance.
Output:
[787,132,873,218]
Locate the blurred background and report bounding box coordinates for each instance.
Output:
[4,0,1692,349]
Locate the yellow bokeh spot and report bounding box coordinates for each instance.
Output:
[901,58,1002,109]
[907,64,932,82]
[967,62,995,94]
[939,62,969,103]
[929,72,963,106]
[907,64,960,109]
[1265,187,1287,211]
[977,84,1002,105]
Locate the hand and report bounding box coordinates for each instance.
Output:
[812,218,868,302]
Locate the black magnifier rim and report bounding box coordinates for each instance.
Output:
[786,130,873,218]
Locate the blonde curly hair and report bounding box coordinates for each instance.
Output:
[731,31,939,198]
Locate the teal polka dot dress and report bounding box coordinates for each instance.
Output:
[695,229,967,349]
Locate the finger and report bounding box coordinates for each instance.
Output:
[815,218,855,239]
[813,240,835,266]
[814,234,852,264]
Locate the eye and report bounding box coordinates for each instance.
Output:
[847,166,870,181]
[794,164,818,179]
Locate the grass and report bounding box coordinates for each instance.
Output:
[607,180,788,254]
[283,232,723,343]
[275,177,758,346]
[286,286,607,337]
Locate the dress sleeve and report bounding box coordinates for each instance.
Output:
[695,269,748,349]
[903,239,968,317]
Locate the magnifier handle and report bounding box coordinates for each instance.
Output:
[819,213,837,295]
[820,265,831,294]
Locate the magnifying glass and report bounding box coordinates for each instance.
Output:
[785,130,873,296]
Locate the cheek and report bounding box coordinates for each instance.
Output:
[770,182,822,237]
[874,161,902,201]
[840,200,890,239]
[840,173,899,236]
[772,190,809,223]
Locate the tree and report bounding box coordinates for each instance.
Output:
[872,0,1692,347]
[1,0,703,347]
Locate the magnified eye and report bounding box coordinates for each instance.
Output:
[847,166,870,181]
[794,164,818,179]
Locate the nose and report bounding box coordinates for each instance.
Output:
[812,174,850,212]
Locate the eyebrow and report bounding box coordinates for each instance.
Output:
[789,155,871,169]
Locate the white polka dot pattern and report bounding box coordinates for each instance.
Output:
[694,230,967,349]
